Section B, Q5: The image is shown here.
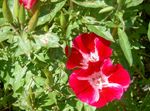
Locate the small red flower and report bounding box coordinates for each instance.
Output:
[19,0,37,9]
[69,59,130,108]
[66,33,112,70]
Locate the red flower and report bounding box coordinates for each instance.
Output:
[19,0,37,9]
[66,33,112,70]
[69,59,130,108]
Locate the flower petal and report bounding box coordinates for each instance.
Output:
[91,33,111,46]
[108,64,131,91]
[73,33,96,53]
[95,39,112,61]
[19,0,37,9]
[75,67,96,77]
[102,59,116,76]
[69,72,99,104]
[66,47,83,69]
[90,86,123,108]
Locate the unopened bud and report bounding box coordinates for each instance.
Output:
[60,11,67,30]
[2,0,13,23]
[28,9,40,32]
[19,4,25,24]
[14,0,19,19]
[99,6,114,14]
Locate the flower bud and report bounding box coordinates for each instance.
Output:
[60,11,67,30]
[2,0,13,23]
[14,0,20,19]
[19,4,25,24]
[99,6,114,14]
[27,8,40,32]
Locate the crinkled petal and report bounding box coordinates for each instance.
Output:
[90,86,123,108]
[66,47,83,69]
[69,72,99,104]
[108,64,131,91]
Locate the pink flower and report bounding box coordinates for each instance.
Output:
[69,59,130,108]
[66,33,112,70]
[19,0,37,9]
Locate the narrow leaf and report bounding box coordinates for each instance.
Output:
[118,28,133,66]
[71,0,107,8]
[126,0,143,8]
[147,22,150,41]
[87,25,114,42]
[37,0,67,26]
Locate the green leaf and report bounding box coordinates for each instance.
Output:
[147,22,150,41]
[87,25,114,42]
[83,103,96,111]
[66,20,80,39]
[12,62,27,92]
[37,0,67,26]
[126,0,143,8]
[34,53,48,62]
[59,70,68,84]
[34,32,60,48]
[34,76,45,87]
[41,91,57,106]
[0,26,13,42]
[71,0,107,8]
[0,18,6,26]
[75,101,83,111]
[118,28,133,66]
[15,37,32,57]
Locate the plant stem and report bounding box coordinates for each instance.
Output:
[69,0,73,10]
[112,27,118,38]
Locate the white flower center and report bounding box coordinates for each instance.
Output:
[89,51,99,62]
[77,70,109,90]
[89,72,108,89]
[79,47,99,69]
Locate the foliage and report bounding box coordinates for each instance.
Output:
[0,0,150,110]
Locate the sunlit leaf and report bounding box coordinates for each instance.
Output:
[87,25,114,42]
[71,0,107,8]
[34,32,60,48]
[37,0,67,26]
[118,28,133,66]
[126,0,143,8]
[83,103,96,111]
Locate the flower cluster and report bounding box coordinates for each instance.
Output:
[19,0,37,9]
[66,33,130,108]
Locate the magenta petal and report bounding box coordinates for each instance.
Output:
[90,86,123,108]
[75,66,96,77]
[73,33,96,53]
[102,59,116,76]
[95,39,112,61]
[66,48,83,69]
[69,72,99,104]
[19,0,37,9]
[108,64,131,90]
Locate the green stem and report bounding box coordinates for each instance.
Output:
[69,0,73,10]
